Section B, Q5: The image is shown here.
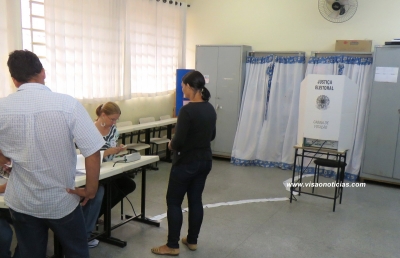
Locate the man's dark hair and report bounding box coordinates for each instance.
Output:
[7,50,43,83]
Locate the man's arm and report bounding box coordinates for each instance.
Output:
[0,182,7,193]
[83,150,101,198]
[0,150,10,166]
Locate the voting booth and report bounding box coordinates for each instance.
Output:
[297,74,359,152]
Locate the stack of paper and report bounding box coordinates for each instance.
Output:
[76,151,104,170]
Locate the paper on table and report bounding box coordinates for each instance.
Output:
[76,151,104,170]
[76,154,85,170]
[76,169,86,175]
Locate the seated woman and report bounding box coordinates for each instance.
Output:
[93,102,136,219]
[0,164,19,257]
[0,182,20,258]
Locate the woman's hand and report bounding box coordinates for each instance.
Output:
[104,145,125,157]
[114,144,126,154]
[110,147,120,155]
[111,145,125,155]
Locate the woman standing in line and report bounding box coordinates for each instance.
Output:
[151,71,217,256]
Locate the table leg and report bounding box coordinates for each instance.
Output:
[332,161,341,212]
[131,166,160,226]
[290,149,298,203]
[144,129,150,155]
[121,133,126,145]
[339,153,347,204]
[97,181,127,247]
[160,124,172,163]
[298,149,305,196]
[144,128,158,171]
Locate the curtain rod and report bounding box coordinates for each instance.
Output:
[248,51,305,57]
[156,0,190,7]
[311,51,373,57]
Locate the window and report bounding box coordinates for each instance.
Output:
[20,0,186,102]
[21,0,47,69]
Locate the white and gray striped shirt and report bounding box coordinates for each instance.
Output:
[0,83,104,219]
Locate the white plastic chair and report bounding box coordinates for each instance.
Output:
[159,115,171,120]
[160,115,175,139]
[138,117,170,156]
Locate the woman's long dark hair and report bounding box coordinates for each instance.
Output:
[182,70,211,101]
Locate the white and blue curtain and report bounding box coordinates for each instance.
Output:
[305,55,373,181]
[231,55,306,169]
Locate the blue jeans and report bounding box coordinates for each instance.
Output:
[166,160,212,249]
[9,205,89,258]
[0,210,19,258]
[0,217,12,258]
[82,185,104,239]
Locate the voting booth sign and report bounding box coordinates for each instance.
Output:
[297,74,359,152]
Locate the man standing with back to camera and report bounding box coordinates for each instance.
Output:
[0,50,105,258]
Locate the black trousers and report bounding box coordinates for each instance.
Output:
[98,174,136,218]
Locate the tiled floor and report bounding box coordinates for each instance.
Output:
[42,157,400,257]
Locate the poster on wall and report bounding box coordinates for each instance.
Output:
[176,69,194,116]
[374,66,399,83]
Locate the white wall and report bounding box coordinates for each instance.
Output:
[83,94,175,123]
[185,0,400,68]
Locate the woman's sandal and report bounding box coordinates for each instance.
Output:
[151,245,180,256]
[181,237,197,251]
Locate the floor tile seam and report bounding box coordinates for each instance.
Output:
[259,200,289,225]
[299,237,388,257]
[222,232,256,258]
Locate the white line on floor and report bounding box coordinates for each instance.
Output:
[148,174,312,221]
[149,198,289,221]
